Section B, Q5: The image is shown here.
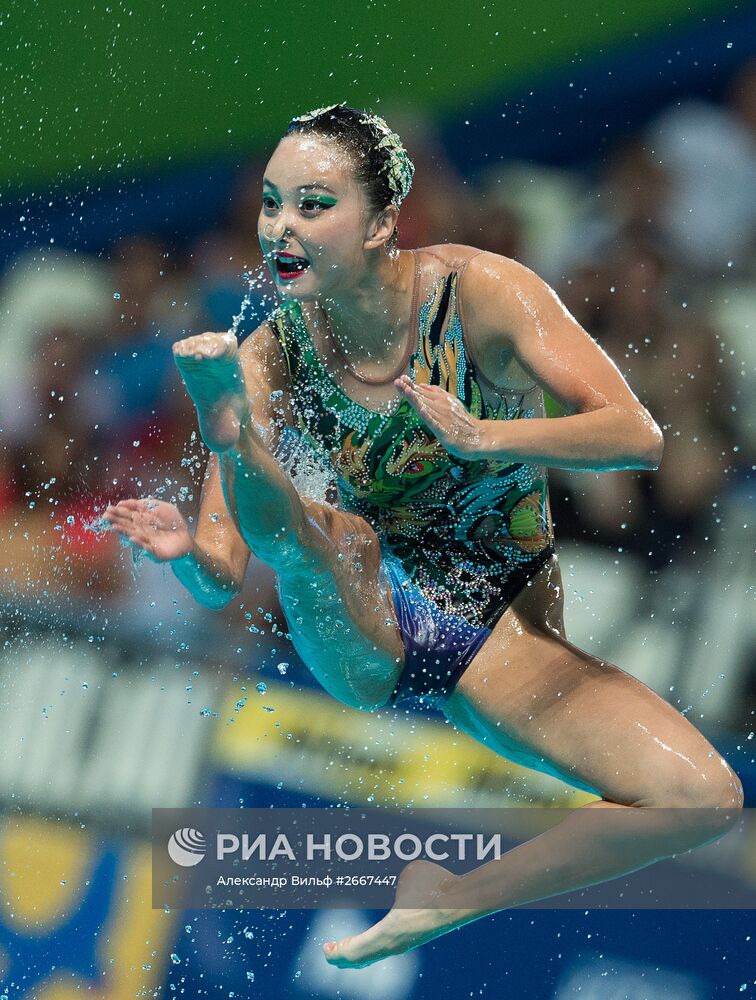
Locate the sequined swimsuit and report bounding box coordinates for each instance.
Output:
[268,248,556,707]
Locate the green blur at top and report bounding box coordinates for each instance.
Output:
[1,0,738,192]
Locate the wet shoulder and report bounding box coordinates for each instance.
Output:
[414,243,487,276]
[461,252,548,395]
[451,249,538,335]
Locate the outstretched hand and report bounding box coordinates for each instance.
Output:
[394,375,484,460]
[104,498,194,563]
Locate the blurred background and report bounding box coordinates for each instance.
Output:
[0,0,754,997]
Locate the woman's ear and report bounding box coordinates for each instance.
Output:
[363,205,399,252]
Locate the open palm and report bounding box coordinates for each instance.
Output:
[104,498,194,562]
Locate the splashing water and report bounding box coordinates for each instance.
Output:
[82,511,146,575]
[275,428,335,505]
[229,266,273,338]
[82,514,111,536]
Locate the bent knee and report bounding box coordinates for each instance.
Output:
[650,757,744,813]
[298,498,381,568]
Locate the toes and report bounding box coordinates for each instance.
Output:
[323,921,402,969]
[323,935,365,967]
[323,938,349,966]
[173,331,237,360]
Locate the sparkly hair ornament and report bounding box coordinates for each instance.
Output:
[289,103,415,209]
[290,102,348,124]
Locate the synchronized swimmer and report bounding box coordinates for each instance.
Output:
[106,104,743,969]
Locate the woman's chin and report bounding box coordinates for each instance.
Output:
[276,278,320,301]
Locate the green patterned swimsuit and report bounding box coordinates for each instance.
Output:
[269,248,555,706]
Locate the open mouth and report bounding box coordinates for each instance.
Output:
[274,253,311,281]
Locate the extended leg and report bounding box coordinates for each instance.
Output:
[173,332,404,709]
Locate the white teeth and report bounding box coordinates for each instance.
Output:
[277,255,309,268]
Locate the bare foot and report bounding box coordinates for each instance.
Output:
[173,332,249,452]
[322,860,476,969]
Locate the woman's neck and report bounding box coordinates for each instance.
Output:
[308,249,415,366]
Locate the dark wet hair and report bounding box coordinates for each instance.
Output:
[284,104,412,253]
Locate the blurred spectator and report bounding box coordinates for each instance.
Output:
[478,162,588,280]
[76,236,198,460]
[0,251,112,440]
[570,139,674,271]
[642,58,756,275]
[553,237,739,569]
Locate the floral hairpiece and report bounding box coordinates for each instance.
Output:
[289,104,415,209]
[359,111,415,208]
[290,102,348,125]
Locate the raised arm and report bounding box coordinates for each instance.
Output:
[397,252,663,472]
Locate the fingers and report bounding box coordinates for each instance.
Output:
[106,497,158,518]
[108,517,156,554]
[105,504,142,524]
[395,375,441,395]
[105,497,162,519]
[107,511,163,536]
[395,379,436,409]
[109,523,145,548]
[104,507,133,529]
[104,506,154,543]
[106,499,139,514]
[395,382,438,420]
[105,512,141,538]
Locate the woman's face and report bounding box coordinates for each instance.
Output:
[258,132,376,301]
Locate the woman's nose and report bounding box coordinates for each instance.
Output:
[262,214,294,243]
